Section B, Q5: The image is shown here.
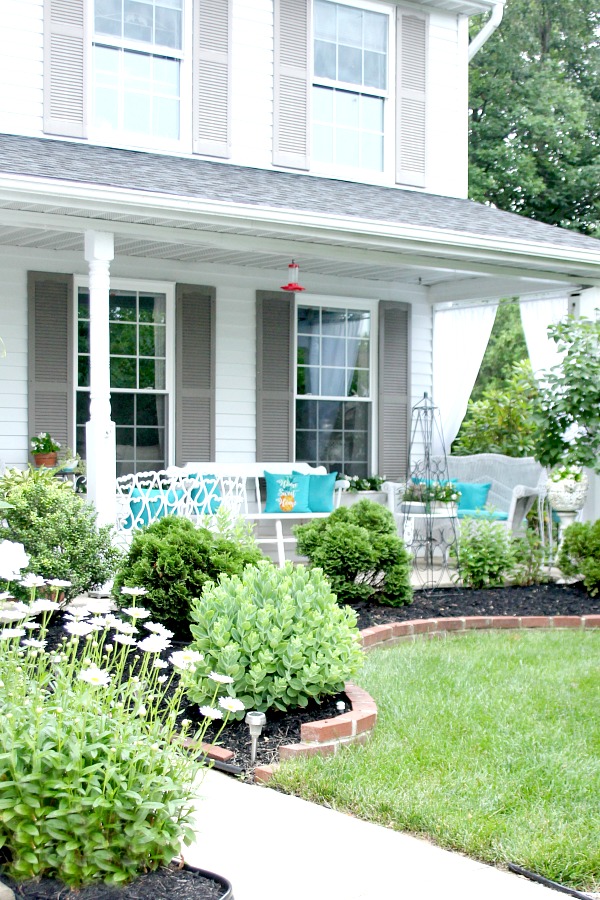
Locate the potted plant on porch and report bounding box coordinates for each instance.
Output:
[29,431,61,468]
[337,474,390,507]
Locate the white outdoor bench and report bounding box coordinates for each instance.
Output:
[115,462,348,566]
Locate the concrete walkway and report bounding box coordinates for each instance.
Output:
[185,769,560,900]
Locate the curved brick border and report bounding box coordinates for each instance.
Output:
[253,614,600,783]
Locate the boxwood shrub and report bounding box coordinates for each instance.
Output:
[557,519,600,596]
[294,499,413,607]
[184,561,364,717]
[112,516,265,638]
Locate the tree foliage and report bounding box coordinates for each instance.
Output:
[469,0,600,236]
[471,299,529,402]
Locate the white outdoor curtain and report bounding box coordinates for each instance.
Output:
[519,296,568,380]
[432,303,498,456]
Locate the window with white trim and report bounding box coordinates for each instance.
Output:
[296,302,373,476]
[92,0,185,142]
[76,283,174,476]
[312,0,389,172]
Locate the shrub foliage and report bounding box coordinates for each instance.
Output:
[453,517,515,588]
[112,516,265,638]
[294,500,413,606]
[558,520,600,596]
[184,561,364,716]
[0,467,120,600]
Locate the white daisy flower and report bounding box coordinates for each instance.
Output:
[29,599,60,615]
[0,591,12,601]
[64,621,96,637]
[209,672,234,684]
[82,598,112,615]
[218,697,245,713]
[23,622,41,631]
[78,665,111,687]
[23,638,47,649]
[0,541,30,582]
[169,649,204,670]
[120,586,148,597]
[0,627,26,639]
[199,706,223,720]
[20,574,46,589]
[113,620,137,635]
[113,634,137,646]
[153,658,168,669]
[46,579,72,588]
[0,609,30,623]
[122,606,151,619]
[157,675,167,684]
[144,622,174,638]
[137,634,171,653]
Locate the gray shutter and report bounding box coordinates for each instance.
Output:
[396,8,427,188]
[192,0,232,157]
[379,301,411,481]
[27,272,74,453]
[175,285,216,465]
[43,0,87,138]
[273,0,310,170]
[256,291,294,461]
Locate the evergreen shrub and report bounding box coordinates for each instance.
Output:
[294,499,413,607]
[184,561,364,716]
[453,517,515,588]
[112,516,265,638]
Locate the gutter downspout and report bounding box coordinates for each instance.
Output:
[468,1,504,61]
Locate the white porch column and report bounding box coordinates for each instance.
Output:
[84,231,116,528]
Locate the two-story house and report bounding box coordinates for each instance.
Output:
[0,0,598,523]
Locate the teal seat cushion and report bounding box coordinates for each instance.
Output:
[125,487,184,529]
[264,471,311,513]
[301,471,337,513]
[458,509,508,521]
[453,481,492,511]
[188,474,221,515]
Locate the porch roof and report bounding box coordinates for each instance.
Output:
[0,133,598,297]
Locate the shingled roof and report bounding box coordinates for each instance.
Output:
[0,132,598,255]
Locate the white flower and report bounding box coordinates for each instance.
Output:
[113,620,137,635]
[78,665,111,687]
[137,634,171,653]
[153,658,168,669]
[0,540,30,582]
[169,649,204,670]
[137,705,147,717]
[219,697,245,713]
[29,599,60,615]
[0,609,29,623]
[122,606,151,619]
[120,586,148,597]
[199,706,223,720]
[209,672,234,684]
[144,622,174,638]
[20,574,46,589]
[0,627,26,639]
[113,634,137,646]
[23,638,47,649]
[64,621,96,637]
[0,591,12,601]
[81,598,111,615]
[157,675,167,684]
[46,579,72,588]
[23,622,40,631]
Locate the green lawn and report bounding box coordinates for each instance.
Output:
[271,630,600,892]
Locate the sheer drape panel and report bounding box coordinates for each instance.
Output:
[519,296,568,380]
[432,303,498,455]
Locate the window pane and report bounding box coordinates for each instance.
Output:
[124,0,153,43]
[313,124,333,163]
[78,356,90,388]
[314,0,336,41]
[295,428,317,462]
[78,290,90,320]
[314,40,336,80]
[110,294,136,321]
[111,358,137,388]
[137,392,161,425]
[94,86,120,129]
[360,131,383,170]
[336,128,359,167]
[78,320,90,354]
[338,44,362,85]
[140,294,166,323]
[361,94,383,131]
[154,55,179,94]
[312,86,333,123]
[112,393,135,425]
[154,96,179,139]
[335,90,359,128]
[139,358,165,389]
[364,11,387,52]
[337,6,362,47]
[125,91,152,134]
[348,367,370,397]
[364,50,386,90]
[321,335,346,365]
[110,323,137,356]
[155,5,182,48]
[96,0,122,36]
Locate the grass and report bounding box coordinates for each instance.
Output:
[270,630,600,892]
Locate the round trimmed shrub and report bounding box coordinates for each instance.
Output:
[294,499,413,607]
[0,466,120,600]
[557,520,600,596]
[112,516,265,638]
[184,561,364,717]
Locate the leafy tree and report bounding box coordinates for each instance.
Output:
[471,298,529,401]
[469,0,600,236]
[453,360,538,457]
[532,316,600,472]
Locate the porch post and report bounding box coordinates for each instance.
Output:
[84,231,116,528]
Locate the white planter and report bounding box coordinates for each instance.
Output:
[547,473,589,513]
[338,491,389,508]
[429,501,458,517]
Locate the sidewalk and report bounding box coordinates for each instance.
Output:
[184,769,560,900]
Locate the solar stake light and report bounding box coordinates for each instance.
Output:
[245,710,267,764]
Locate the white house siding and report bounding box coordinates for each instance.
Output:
[0,246,431,471]
[426,11,468,199]
[0,0,44,138]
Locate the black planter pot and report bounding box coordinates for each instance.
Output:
[185,863,235,899]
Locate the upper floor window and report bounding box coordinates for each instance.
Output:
[92,0,184,142]
[312,0,388,172]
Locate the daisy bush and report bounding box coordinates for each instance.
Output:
[0,541,243,888]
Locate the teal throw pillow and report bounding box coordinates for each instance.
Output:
[457,509,507,521]
[264,471,311,513]
[300,471,337,513]
[453,481,491,511]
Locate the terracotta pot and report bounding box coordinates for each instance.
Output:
[33,452,58,467]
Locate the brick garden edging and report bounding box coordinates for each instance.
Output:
[253,613,600,783]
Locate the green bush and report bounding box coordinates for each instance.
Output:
[112,516,266,638]
[294,500,413,607]
[453,517,515,588]
[511,528,548,586]
[0,467,120,600]
[184,561,364,716]
[557,520,600,596]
